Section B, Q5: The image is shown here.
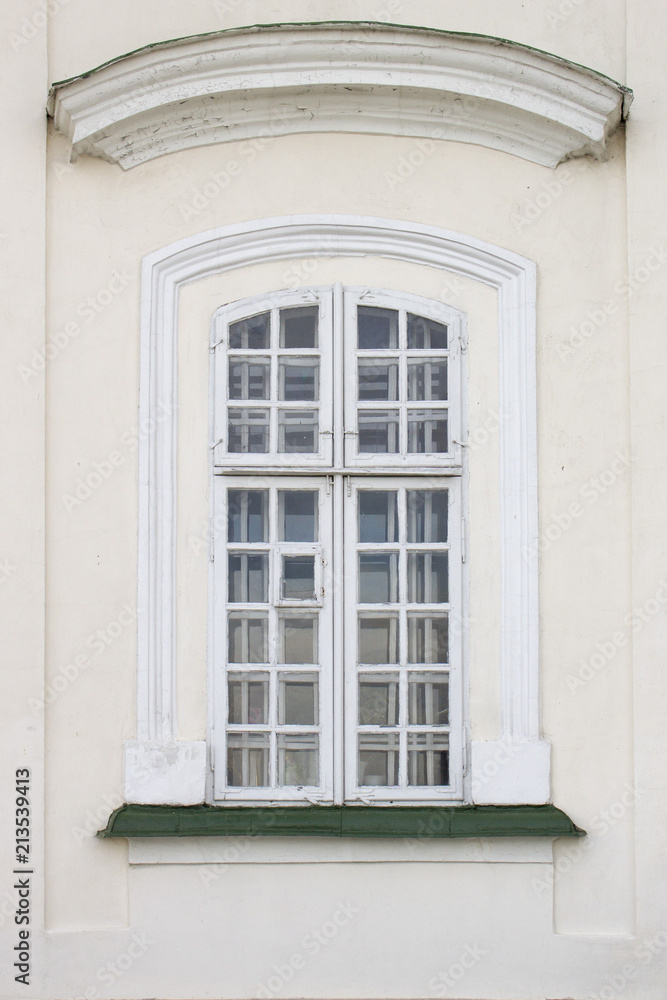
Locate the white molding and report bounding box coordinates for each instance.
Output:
[124,740,207,805]
[130,214,548,805]
[47,22,631,170]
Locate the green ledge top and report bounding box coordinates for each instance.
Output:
[98,804,584,840]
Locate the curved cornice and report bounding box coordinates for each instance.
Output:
[47,22,632,170]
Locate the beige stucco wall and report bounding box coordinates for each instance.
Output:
[3,0,667,997]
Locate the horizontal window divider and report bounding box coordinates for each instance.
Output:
[214,467,465,476]
[99,805,585,840]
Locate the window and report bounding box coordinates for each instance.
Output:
[211,286,464,804]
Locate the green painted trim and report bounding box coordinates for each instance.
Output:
[98,804,585,840]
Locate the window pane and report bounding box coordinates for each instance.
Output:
[358,733,399,786]
[229,312,270,350]
[279,614,318,664]
[228,408,269,453]
[359,553,398,604]
[277,734,319,785]
[227,733,269,786]
[408,733,449,785]
[358,614,399,664]
[408,673,449,725]
[279,672,319,725]
[407,552,449,604]
[227,613,268,663]
[358,673,399,725]
[282,555,315,600]
[280,306,318,348]
[407,409,448,453]
[358,491,398,543]
[406,490,448,543]
[358,410,399,453]
[407,314,447,349]
[228,553,268,603]
[279,491,317,542]
[358,361,399,401]
[228,672,269,724]
[228,360,270,400]
[279,359,319,401]
[407,361,448,401]
[408,615,449,664]
[227,490,268,543]
[278,409,319,453]
[358,306,398,349]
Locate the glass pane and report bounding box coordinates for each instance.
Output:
[407,552,449,603]
[359,553,398,604]
[358,673,399,725]
[408,672,449,725]
[228,408,269,453]
[278,409,319,453]
[282,556,315,600]
[407,313,447,349]
[229,312,270,350]
[227,613,268,663]
[358,614,399,664]
[227,490,268,543]
[408,733,449,786]
[277,734,319,785]
[407,361,448,401]
[358,361,399,401]
[228,672,269,724]
[280,306,318,348]
[407,490,448,543]
[358,733,399,786]
[358,491,398,543]
[279,491,318,542]
[280,614,318,664]
[358,410,399,453]
[279,359,319,401]
[227,733,269,786]
[407,409,448,453]
[358,306,398,349]
[228,553,269,603]
[408,615,449,664]
[279,672,319,725]
[228,360,270,400]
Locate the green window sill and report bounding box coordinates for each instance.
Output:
[98,804,584,839]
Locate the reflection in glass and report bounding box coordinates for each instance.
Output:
[227,490,268,543]
[407,361,448,401]
[407,313,447,349]
[408,615,449,664]
[407,552,449,604]
[229,312,270,350]
[358,410,399,453]
[280,307,318,348]
[280,614,318,664]
[228,553,268,603]
[408,673,449,725]
[358,491,398,543]
[278,409,318,453]
[279,360,319,401]
[358,673,399,726]
[228,613,268,663]
[227,733,269,786]
[407,409,448,453]
[228,672,269,724]
[359,553,398,604]
[277,734,319,785]
[279,672,319,725]
[282,556,315,600]
[228,360,270,400]
[227,408,270,453]
[408,732,449,786]
[280,491,317,542]
[358,361,399,401]
[358,615,399,664]
[358,733,399,786]
[407,491,448,543]
[358,307,398,349]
